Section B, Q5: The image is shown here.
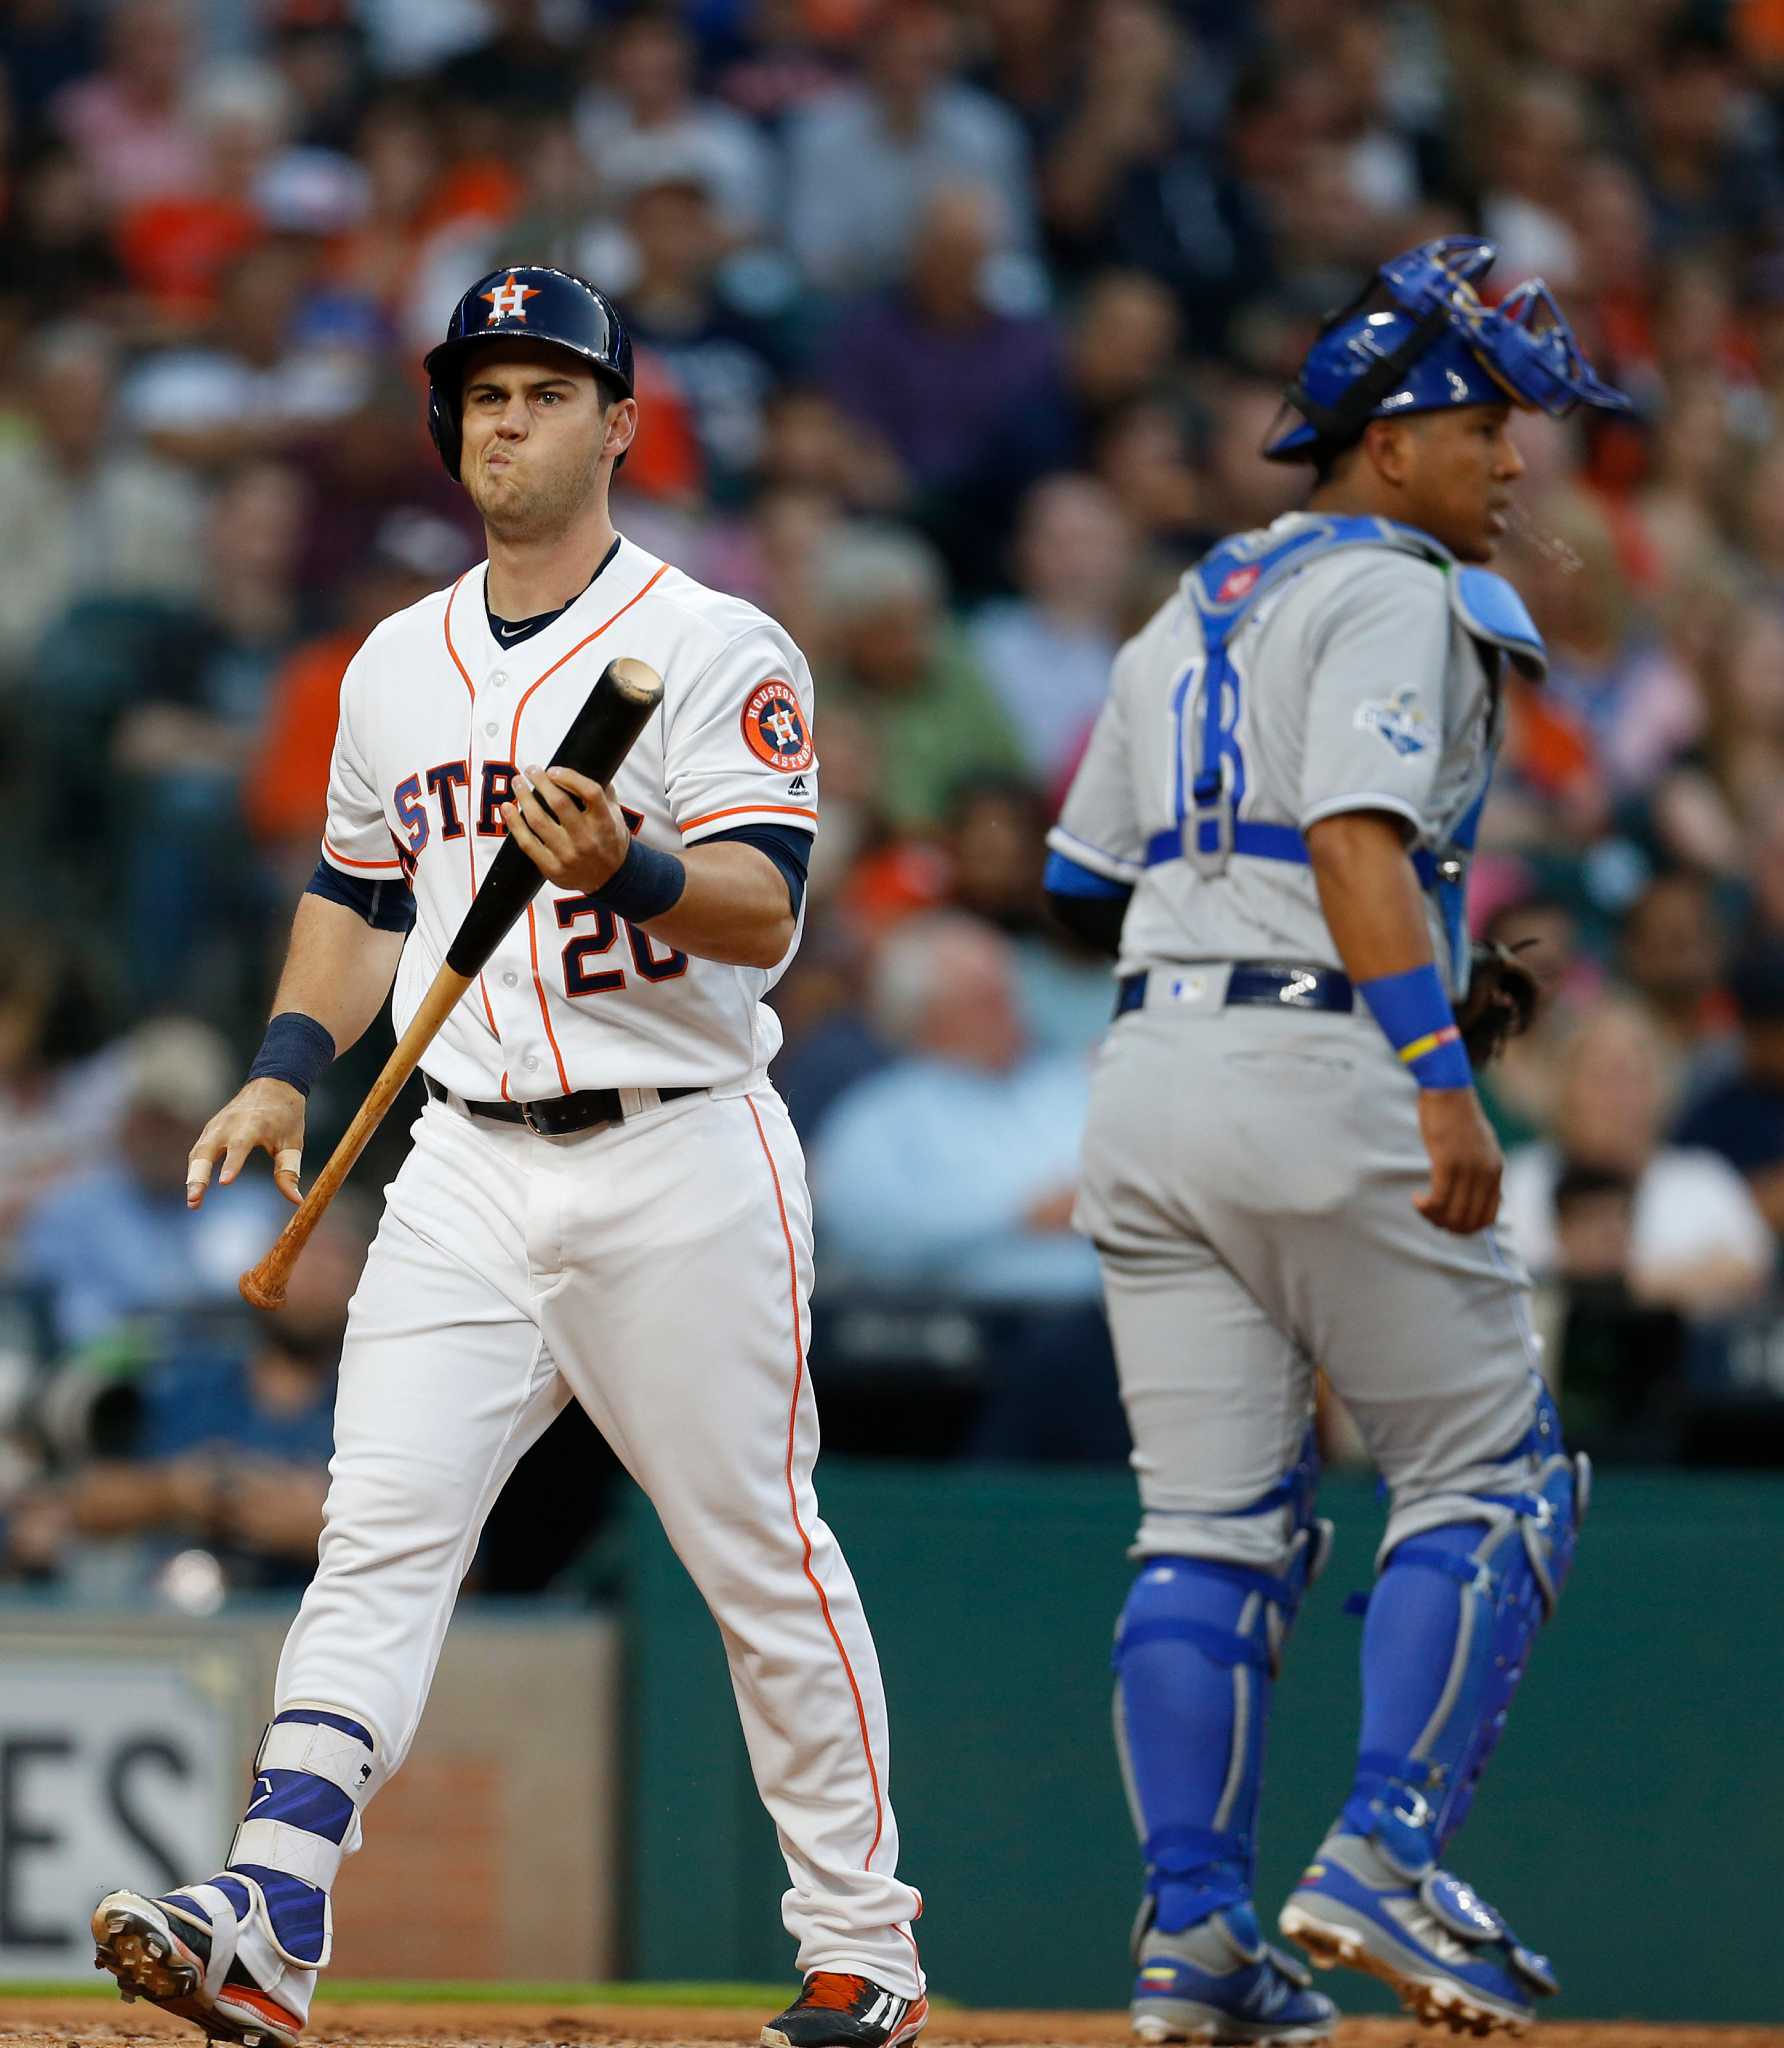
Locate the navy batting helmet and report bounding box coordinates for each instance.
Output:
[1264,236,1628,464]
[424,264,635,481]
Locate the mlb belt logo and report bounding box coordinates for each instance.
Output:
[741,681,814,770]
[481,273,540,324]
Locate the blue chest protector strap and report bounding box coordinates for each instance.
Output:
[1146,520,1545,968]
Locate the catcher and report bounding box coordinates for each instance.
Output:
[1043,238,1625,2039]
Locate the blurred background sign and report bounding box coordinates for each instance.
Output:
[0,1646,239,1979]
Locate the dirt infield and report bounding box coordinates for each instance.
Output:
[2,2001,1781,2048]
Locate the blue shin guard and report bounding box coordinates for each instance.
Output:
[1344,1384,1588,1869]
[1115,1435,1332,1933]
[1276,1390,1586,2030]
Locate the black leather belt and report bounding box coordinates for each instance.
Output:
[1115,964,1354,1019]
[424,1073,703,1135]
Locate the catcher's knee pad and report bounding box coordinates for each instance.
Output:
[1346,1382,1587,1872]
[1115,1429,1333,1931]
[223,1707,380,1966]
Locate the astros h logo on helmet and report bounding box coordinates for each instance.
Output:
[481,273,540,324]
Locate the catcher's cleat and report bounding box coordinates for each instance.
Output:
[761,1973,929,2048]
[1131,1900,1337,2045]
[92,1878,310,2048]
[1277,1833,1555,2037]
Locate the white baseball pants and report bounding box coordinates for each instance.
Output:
[275,1085,923,1993]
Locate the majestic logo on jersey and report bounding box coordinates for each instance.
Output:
[1354,686,1431,757]
[481,273,540,324]
[741,681,813,770]
[1217,564,1261,603]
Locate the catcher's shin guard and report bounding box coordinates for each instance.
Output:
[1342,1381,1587,1867]
[1114,1430,1332,1934]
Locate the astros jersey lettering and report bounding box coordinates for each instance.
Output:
[322,536,818,1098]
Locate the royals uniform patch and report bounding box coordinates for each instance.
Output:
[742,680,814,771]
[1353,686,1432,757]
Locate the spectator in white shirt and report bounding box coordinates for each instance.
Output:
[970,472,1136,787]
[1500,995,1773,1316]
[575,9,776,248]
[0,322,203,679]
[783,0,1035,296]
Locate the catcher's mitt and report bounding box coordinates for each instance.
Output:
[1456,940,1539,1067]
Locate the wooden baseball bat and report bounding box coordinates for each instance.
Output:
[240,655,664,1311]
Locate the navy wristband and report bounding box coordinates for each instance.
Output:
[1357,964,1472,1089]
[592,837,687,923]
[247,1011,337,1098]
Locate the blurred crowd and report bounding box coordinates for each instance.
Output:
[6,0,1784,1600]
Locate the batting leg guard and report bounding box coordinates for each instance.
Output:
[1115,1431,1333,1934]
[1344,1383,1588,1869]
[225,1707,380,1969]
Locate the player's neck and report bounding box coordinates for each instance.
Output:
[1305,478,1400,528]
[484,507,620,622]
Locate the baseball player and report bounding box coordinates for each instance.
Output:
[91,266,926,2048]
[1044,239,1628,2040]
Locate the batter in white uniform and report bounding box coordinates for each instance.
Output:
[92,267,926,2048]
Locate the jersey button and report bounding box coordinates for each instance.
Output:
[502,971,519,987]
[489,670,508,688]
[523,1054,541,1072]
[483,720,498,737]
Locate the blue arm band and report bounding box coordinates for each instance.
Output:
[306,857,416,935]
[1043,848,1133,900]
[706,823,811,915]
[591,836,688,923]
[247,1011,337,1098]
[1357,964,1473,1089]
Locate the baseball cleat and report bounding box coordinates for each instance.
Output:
[762,1973,929,2048]
[1131,1902,1337,2044]
[1277,1833,1556,2037]
[93,1880,307,2048]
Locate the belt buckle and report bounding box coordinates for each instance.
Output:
[520,1099,550,1136]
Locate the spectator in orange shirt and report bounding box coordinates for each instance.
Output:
[114,62,290,330]
[245,510,475,893]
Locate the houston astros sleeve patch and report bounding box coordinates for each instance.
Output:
[741,681,815,771]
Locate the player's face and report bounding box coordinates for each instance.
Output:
[458,343,633,539]
[1399,404,1527,563]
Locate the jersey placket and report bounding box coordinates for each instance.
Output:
[447,558,673,1100]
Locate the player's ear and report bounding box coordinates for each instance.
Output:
[602,396,638,466]
[1362,416,1413,488]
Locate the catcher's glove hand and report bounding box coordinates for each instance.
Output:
[1456,940,1540,1068]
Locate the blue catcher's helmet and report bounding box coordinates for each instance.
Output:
[425,263,634,481]
[1263,236,1629,464]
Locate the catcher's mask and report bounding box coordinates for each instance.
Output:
[1264,236,1630,465]
[426,263,634,482]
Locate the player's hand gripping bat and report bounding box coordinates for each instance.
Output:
[239,655,663,1310]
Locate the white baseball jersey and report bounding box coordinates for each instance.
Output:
[320,534,818,1101]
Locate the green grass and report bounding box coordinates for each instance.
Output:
[2,1979,790,2006]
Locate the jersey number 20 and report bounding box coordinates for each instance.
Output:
[555,894,689,995]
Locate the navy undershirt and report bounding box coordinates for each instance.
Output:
[485,534,622,647]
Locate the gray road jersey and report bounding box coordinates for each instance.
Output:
[1050,514,1518,997]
